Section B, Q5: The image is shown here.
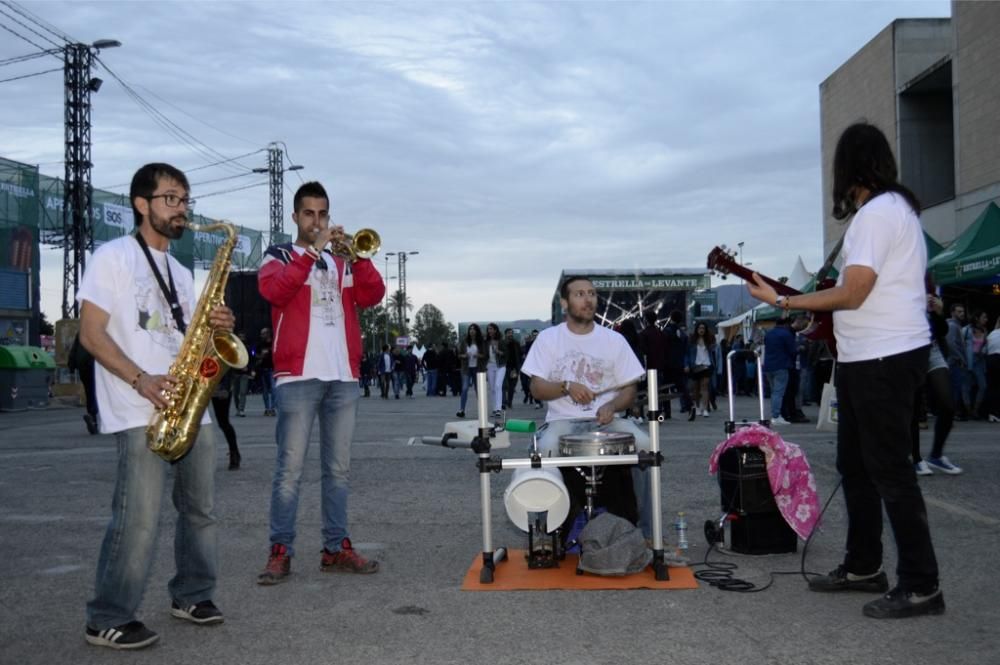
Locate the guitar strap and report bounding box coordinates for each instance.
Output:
[815,234,845,284]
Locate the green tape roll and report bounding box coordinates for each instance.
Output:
[504,419,537,433]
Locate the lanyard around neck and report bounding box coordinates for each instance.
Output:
[134,233,187,334]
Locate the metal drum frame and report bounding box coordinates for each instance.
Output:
[466,370,669,583]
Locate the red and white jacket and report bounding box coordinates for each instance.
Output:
[258,244,385,381]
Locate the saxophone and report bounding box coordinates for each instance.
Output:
[147,220,249,462]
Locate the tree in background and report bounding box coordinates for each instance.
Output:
[411,304,457,347]
[358,304,398,354]
[388,289,413,331]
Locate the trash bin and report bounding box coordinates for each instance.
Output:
[0,346,55,411]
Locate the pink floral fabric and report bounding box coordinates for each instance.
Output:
[708,424,820,540]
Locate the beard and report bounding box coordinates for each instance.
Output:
[150,208,186,240]
[566,302,595,325]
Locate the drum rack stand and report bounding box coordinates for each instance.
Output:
[458,370,670,584]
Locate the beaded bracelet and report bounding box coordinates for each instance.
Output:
[131,371,145,390]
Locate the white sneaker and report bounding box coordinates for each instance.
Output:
[914,460,934,476]
[701,409,709,417]
[770,416,791,425]
[989,415,1000,423]
[926,456,963,475]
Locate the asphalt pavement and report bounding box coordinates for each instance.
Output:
[1,385,998,665]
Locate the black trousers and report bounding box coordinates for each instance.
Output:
[836,345,938,592]
[211,394,240,458]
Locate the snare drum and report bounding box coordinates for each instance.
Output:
[558,431,636,457]
[556,431,638,532]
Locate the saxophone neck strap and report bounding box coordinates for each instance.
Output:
[134,232,186,334]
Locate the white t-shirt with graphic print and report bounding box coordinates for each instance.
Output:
[77,234,210,434]
[276,246,353,385]
[520,322,645,422]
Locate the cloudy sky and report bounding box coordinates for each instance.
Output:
[0,0,950,326]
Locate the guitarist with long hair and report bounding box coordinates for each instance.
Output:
[748,122,943,620]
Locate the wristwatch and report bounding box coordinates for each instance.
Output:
[561,380,571,396]
[776,295,790,310]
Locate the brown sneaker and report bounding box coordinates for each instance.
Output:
[320,538,379,574]
[257,543,291,585]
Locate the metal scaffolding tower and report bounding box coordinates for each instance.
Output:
[61,43,94,319]
[267,142,284,245]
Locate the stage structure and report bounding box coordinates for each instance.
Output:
[550,269,711,328]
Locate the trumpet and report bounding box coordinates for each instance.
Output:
[322,228,381,260]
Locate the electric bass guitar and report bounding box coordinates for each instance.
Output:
[706,245,838,358]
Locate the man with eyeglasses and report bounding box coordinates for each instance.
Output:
[78,163,235,649]
[256,181,386,585]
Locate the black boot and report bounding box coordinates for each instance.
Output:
[229,450,241,470]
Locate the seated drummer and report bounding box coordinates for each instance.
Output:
[520,275,653,539]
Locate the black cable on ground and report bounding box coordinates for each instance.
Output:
[690,478,843,593]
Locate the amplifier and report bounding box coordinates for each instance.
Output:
[718,446,797,554]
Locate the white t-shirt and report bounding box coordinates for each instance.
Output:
[277,247,353,385]
[77,235,210,434]
[832,192,929,362]
[986,330,1000,355]
[520,323,645,422]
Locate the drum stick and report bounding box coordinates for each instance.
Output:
[592,376,644,396]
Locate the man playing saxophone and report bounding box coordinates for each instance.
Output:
[79,163,235,649]
[256,181,386,584]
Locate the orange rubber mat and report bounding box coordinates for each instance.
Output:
[461,549,699,591]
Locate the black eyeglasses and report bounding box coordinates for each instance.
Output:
[148,194,196,209]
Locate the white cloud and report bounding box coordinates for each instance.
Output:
[0,0,951,324]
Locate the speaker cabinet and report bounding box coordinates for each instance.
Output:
[718,446,797,554]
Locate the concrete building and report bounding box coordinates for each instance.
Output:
[819,1,1000,261]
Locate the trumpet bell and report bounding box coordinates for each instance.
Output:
[350,228,380,259]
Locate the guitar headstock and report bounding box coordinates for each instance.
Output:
[707,245,740,280]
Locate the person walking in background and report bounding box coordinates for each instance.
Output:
[390,346,404,399]
[945,304,967,419]
[763,317,796,426]
[438,341,459,396]
[256,327,275,416]
[521,329,542,408]
[986,315,1000,423]
[685,321,716,420]
[232,332,251,416]
[68,331,99,435]
[456,323,486,418]
[403,345,419,397]
[750,122,943,619]
[502,329,522,410]
[423,342,439,397]
[211,369,241,470]
[484,323,506,416]
[256,181,385,585]
[912,294,960,476]
[663,310,689,418]
[962,310,988,419]
[378,344,392,399]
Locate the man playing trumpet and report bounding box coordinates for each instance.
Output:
[256,181,385,584]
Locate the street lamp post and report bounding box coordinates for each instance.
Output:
[384,253,395,346]
[394,250,418,334]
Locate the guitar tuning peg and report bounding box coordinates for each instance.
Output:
[720,244,727,251]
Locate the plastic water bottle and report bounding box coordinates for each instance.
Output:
[675,512,689,551]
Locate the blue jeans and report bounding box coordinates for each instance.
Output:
[392,370,404,397]
[86,426,217,630]
[270,379,359,555]
[425,369,438,396]
[535,418,654,539]
[765,369,789,418]
[261,369,275,411]
[459,368,478,411]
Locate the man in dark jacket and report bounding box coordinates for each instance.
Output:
[662,310,689,417]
